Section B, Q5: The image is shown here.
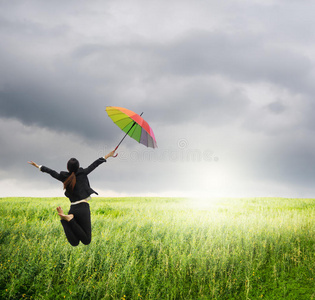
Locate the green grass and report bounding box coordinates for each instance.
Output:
[0,197,315,299]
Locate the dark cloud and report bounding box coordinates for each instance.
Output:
[157,30,313,93]
[0,21,312,136]
[245,134,315,190]
[1,0,315,197]
[266,101,286,114]
[0,83,111,141]
[68,30,313,94]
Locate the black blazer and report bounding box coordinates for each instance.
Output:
[40,157,106,202]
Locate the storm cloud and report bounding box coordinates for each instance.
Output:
[1,0,315,198]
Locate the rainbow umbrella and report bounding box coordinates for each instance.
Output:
[106,106,157,155]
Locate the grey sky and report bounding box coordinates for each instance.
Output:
[1,0,315,198]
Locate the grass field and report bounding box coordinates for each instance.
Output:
[0,197,315,299]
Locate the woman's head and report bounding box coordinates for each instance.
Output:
[64,158,79,191]
[67,158,79,174]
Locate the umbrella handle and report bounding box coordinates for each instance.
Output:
[113,146,119,158]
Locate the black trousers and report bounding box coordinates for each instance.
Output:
[60,202,92,246]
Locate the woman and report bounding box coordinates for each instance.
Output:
[28,150,116,246]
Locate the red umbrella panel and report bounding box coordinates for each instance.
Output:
[106,106,157,150]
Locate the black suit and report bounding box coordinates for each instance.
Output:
[40,157,107,246]
[40,157,106,202]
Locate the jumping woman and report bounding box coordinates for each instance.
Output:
[27,150,116,246]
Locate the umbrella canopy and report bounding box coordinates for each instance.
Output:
[106,106,157,149]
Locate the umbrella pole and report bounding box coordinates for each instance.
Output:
[115,126,134,150]
[114,112,143,155]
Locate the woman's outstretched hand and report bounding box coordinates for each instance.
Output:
[28,161,40,168]
[105,150,116,159]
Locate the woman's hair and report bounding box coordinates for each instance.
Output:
[63,158,80,191]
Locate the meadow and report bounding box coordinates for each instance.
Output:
[0,197,314,299]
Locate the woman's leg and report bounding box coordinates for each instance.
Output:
[60,219,80,246]
[57,206,80,246]
[57,204,91,246]
[69,203,92,245]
